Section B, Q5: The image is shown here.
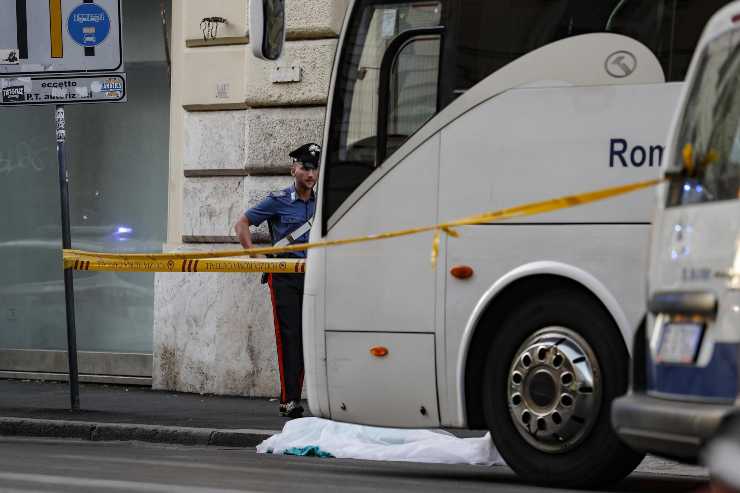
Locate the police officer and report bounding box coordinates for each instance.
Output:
[234,143,320,418]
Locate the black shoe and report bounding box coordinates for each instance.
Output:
[279,400,304,418]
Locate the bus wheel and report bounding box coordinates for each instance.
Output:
[481,289,644,487]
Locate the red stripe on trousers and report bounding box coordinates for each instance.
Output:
[267,274,287,403]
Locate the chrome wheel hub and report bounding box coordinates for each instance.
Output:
[507,327,602,454]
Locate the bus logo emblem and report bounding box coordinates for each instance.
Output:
[605,51,637,78]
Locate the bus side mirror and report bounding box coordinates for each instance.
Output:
[250,0,286,61]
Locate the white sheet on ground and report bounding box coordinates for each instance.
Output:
[256,417,504,466]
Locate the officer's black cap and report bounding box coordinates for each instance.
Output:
[289,143,321,169]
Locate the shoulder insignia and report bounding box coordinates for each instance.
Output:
[269,190,287,198]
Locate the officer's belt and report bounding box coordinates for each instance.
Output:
[274,219,313,247]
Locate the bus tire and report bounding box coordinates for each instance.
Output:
[481,288,644,487]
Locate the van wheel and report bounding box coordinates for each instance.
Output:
[482,289,644,488]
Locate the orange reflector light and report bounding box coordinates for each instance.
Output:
[370,346,389,357]
[450,265,474,279]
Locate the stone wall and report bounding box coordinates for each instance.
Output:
[153,0,347,396]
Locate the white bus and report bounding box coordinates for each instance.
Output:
[253,0,729,487]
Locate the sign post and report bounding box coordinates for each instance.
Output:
[56,105,80,409]
[0,0,125,410]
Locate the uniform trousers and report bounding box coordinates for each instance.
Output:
[267,272,305,403]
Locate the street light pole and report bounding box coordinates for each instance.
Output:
[56,105,80,410]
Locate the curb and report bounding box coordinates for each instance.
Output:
[0,417,277,448]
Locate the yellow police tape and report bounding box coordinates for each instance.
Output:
[66,257,305,274]
[63,177,663,272]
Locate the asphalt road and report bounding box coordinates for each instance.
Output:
[0,437,708,493]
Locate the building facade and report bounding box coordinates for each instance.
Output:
[153,0,347,396]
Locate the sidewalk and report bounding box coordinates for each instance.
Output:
[0,379,297,447]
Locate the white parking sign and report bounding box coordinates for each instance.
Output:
[0,0,122,76]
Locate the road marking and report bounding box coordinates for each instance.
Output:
[49,454,263,473]
[635,456,708,478]
[0,472,260,493]
[3,489,49,493]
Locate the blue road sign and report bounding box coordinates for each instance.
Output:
[67,3,110,47]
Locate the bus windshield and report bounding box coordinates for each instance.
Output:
[668,28,740,207]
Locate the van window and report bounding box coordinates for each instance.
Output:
[667,28,740,207]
